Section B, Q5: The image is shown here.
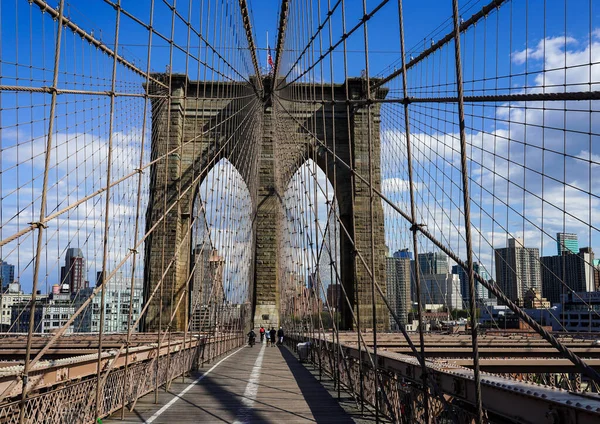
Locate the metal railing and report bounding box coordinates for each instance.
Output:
[0,334,243,424]
[286,333,600,424]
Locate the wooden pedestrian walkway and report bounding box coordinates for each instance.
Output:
[106,342,377,423]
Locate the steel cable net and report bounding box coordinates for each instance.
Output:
[0,0,261,422]
[0,0,599,423]
[272,0,600,423]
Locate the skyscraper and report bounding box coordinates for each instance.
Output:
[541,247,595,304]
[393,248,413,260]
[451,262,490,303]
[60,248,86,294]
[417,252,449,275]
[494,238,541,305]
[386,254,411,329]
[557,233,579,255]
[78,272,144,333]
[420,274,463,311]
[594,260,600,291]
[0,260,15,292]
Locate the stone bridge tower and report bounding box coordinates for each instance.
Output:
[143,75,388,332]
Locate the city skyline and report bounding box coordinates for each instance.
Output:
[387,232,598,313]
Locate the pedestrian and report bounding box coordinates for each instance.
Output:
[269,327,276,347]
[265,328,271,346]
[247,329,256,347]
[277,326,284,345]
[259,326,265,343]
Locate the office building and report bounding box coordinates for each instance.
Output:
[411,251,448,303]
[77,272,144,333]
[522,288,551,309]
[479,305,558,330]
[557,233,579,255]
[557,291,600,332]
[386,254,411,329]
[11,286,72,334]
[494,238,541,304]
[541,247,595,304]
[393,249,413,260]
[451,262,490,303]
[420,273,462,311]
[60,248,87,294]
[594,260,600,291]
[0,282,31,330]
[0,260,15,292]
[417,252,449,275]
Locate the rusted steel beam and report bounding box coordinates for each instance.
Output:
[0,333,200,356]
[337,334,598,348]
[0,336,203,401]
[332,340,600,424]
[449,358,600,373]
[381,347,600,359]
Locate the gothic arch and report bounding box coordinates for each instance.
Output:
[145,75,389,332]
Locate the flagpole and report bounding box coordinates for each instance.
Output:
[266,31,269,75]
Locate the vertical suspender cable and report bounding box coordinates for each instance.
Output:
[18,2,65,422]
[395,1,430,422]
[95,0,122,418]
[450,0,484,421]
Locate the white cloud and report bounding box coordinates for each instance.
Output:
[379,29,600,280]
[0,127,150,293]
[511,35,578,66]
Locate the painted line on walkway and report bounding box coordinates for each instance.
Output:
[233,342,266,423]
[145,346,245,423]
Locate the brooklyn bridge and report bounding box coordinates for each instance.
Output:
[0,0,599,423]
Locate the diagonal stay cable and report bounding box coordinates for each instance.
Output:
[276,0,390,90]
[272,94,600,388]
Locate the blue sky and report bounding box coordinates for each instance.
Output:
[1,1,597,82]
[1,0,599,299]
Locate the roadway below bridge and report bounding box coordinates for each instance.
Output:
[337,332,600,370]
[0,333,194,359]
[1,332,598,375]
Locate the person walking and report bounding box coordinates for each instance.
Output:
[269,328,276,347]
[247,329,256,347]
[277,326,284,345]
[259,326,265,343]
[265,328,271,346]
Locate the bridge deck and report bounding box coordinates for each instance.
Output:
[107,343,376,423]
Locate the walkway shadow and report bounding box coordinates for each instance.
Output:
[279,347,356,424]
[112,369,270,423]
[175,371,269,423]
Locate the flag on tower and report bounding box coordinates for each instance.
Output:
[268,46,274,72]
